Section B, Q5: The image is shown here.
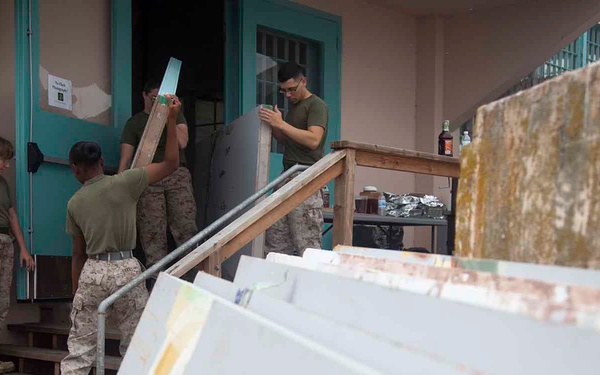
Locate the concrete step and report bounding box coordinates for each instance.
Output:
[0,345,121,372]
[6,323,122,358]
[7,323,121,341]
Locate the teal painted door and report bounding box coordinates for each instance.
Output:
[225,0,341,248]
[14,0,131,299]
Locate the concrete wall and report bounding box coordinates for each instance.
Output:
[413,15,448,248]
[295,0,419,246]
[0,0,40,345]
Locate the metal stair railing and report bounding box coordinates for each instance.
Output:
[95,164,308,374]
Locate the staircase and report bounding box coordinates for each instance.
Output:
[0,305,122,375]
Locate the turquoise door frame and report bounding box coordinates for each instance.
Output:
[225,0,341,249]
[14,0,131,299]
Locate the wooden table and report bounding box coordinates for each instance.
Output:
[330,141,460,250]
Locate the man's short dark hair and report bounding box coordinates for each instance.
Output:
[0,137,14,161]
[69,141,102,167]
[278,62,304,83]
[143,80,160,94]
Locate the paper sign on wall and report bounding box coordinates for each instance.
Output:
[48,74,72,110]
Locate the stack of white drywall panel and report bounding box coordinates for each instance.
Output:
[121,247,600,374]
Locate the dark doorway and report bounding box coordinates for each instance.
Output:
[130,0,225,270]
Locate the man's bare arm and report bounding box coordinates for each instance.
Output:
[259,106,324,150]
[271,127,287,143]
[278,124,324,150]
[118,144,135,173]
[176,123,189,149]
[9,207,34,271]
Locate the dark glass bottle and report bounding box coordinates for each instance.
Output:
[438,120,453,157]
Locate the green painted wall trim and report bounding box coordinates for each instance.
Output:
[112,0,132,131]
[264,0,342,24]
[581,32,589,66]
[14,0,32,300]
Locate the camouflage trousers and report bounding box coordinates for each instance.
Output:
[0,234,13,331]
[137,167,198,266]
[60,258,148,375]
[265,172,324,257]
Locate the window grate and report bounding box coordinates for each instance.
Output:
[588,25,600,64]
[255,29,320,154]
[499,23,600,102]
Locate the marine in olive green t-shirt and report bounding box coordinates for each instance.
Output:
[0,175,12,228]
[65,168,149,256]
[120,111,188,166]
[283,94,328,171]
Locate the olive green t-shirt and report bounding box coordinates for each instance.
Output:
[283,95,329,171]
[120,111,188,166]
[65,168,149,255]
[0,175,12,228]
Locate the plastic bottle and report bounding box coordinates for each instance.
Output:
[460,130,471,153]
[377,192,387,216]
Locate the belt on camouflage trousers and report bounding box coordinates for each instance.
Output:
[0,227,9,235]
[91,250,134,261]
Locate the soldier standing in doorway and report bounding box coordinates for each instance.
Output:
[259,61,329,257]
[118,80,197,278]
[60,95,182,375]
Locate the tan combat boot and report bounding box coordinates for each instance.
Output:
[0,360,15,373]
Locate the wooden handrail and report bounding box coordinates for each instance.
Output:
[166,150,347,277]
[331,140,460,178]
[166,140,460,277]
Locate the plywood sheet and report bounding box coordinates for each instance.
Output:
[333,246,600,288]
[456,61,600,268]
[269,249,600,332]
[130,57,182,168]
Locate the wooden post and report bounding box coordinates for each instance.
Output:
[199,253,222,277]
[333,149,355,247]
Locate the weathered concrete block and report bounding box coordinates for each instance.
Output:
[456,61,600,269]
